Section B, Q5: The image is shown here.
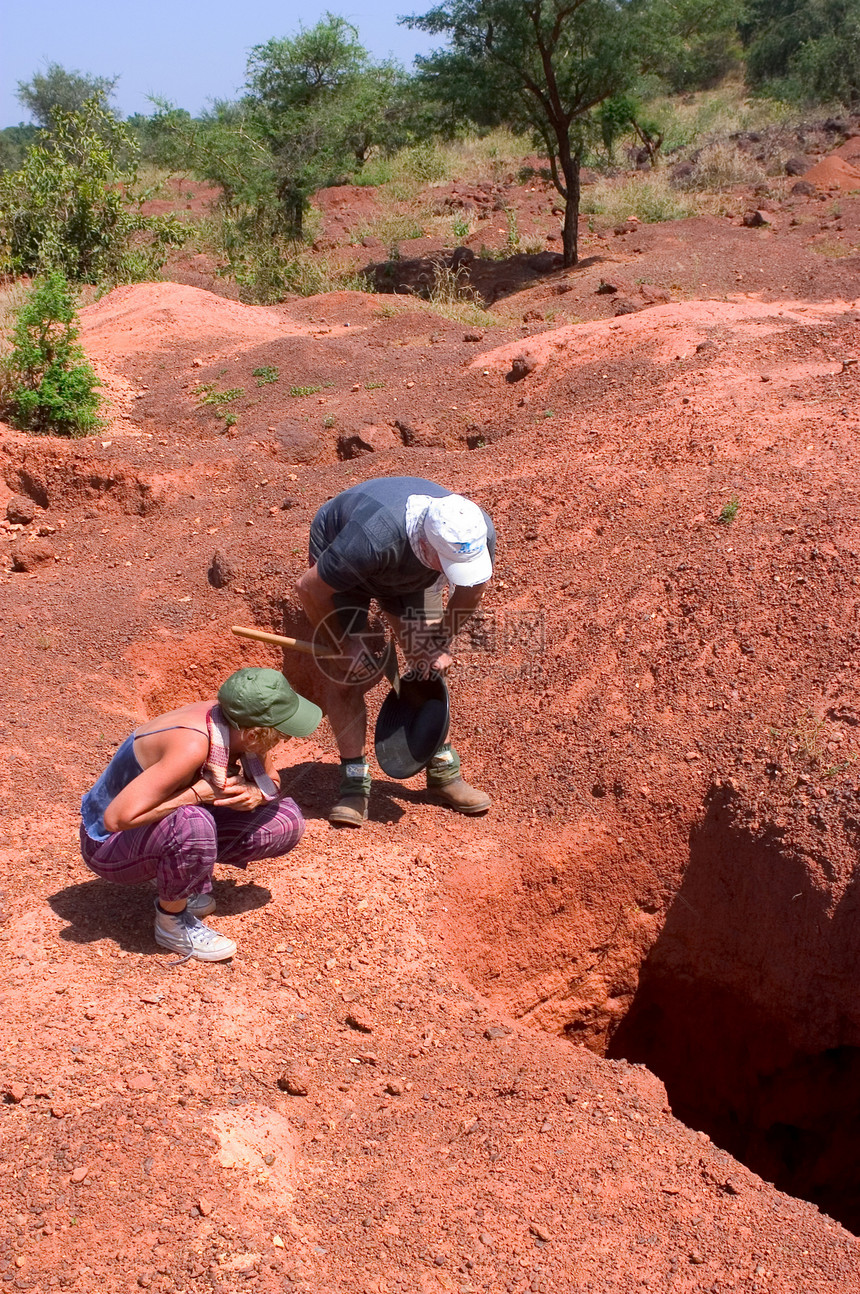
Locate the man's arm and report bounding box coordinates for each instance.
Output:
[440,581,488,644]
[401,581,489,674]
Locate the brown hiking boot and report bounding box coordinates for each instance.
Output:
[328,793,369,827]
[427,777,491,816]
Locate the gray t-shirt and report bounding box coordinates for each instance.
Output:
[309,476,496,598]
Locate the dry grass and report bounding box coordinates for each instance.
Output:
[356,128,533,195]
[581,174,702,224]
[680,142,768,192]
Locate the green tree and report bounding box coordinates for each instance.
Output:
[0,124,41,174]
[16,61,118,128]
[743,0,860,102]
[1,273,101,437]
[0,97,183,282]
[405,0,738,265]
[245,14,409,236]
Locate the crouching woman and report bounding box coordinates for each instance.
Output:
[79,667,322,962]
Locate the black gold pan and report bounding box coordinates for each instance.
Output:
[374,673,450,780]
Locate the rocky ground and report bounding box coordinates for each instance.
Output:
[3,127,860,1292]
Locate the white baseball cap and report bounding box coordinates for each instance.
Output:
[424,495,493,587]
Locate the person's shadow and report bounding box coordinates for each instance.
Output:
[48,877,272,955]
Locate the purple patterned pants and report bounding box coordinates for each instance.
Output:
[79,799,305,902]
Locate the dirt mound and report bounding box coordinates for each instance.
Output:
[802,153,860,190]
[78,282,312,360]
[474,294,860,376]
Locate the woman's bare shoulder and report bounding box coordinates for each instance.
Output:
[134,699,215,741]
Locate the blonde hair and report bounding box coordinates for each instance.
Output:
[239,726,282,756]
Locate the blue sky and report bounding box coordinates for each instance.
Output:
[2,1,439,126]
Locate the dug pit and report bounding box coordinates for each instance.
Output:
[442,781,860,1234]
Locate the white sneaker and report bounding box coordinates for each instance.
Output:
[185,892,215,918]
[153,902,236,963]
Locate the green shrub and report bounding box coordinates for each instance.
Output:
[198,212,371,302]
[1,274,101,436]
[0,97,184,283]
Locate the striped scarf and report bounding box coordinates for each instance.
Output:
[204,705,279,801]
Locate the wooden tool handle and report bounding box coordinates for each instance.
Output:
[231,625,339,659]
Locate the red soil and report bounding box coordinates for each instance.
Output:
[3,148,860,1292]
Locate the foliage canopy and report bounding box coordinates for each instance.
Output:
[743,0,860,102]
[16,62,119,128]
[406,0,741,265]
[0,97,184,283]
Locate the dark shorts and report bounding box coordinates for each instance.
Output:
[308,539,443,632]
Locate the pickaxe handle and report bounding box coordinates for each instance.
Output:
[231,625,340,659]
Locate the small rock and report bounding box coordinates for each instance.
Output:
[358,1051,379,1065]
[6,495,37,525]
[791,179,816,197]
[127,1072,156,1092]
[276,426,324,464]
[50,1102,69,1119]
[336,426,398,460]
[742,209,767,227]
[345,1010,373,1033]
[530,1222,552,1243]
[506,353,537,383]
[484,1025,512,1040]
[277,1069,309,1096]
[522,309,543,322]
[689,1251,705,1265]
[785,156,809,176]
[596,279,619,294]
[208,550,237,589]
[263,1152,275,1166]
[638,284,671,305]
[613,219,638,235]
[395,419,416,445]
[464,331,485,342]
[70,1166,89,1183]
[10,537,56,571]
[6,1082,26,1103]
[613,298,641,316]
[385,1079,404,1096]
[198,1197,214,1217]
[670,160,695,183]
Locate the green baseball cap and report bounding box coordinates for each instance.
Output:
[218,667,322,738]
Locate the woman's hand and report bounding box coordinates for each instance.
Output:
[211,775,266,812]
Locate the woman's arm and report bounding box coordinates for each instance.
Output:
[103,736,212,832]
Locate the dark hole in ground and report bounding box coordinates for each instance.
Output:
[609,974,860,1232]
[602,784,860,1234]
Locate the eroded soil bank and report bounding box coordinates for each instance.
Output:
[3,162,860,1290]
